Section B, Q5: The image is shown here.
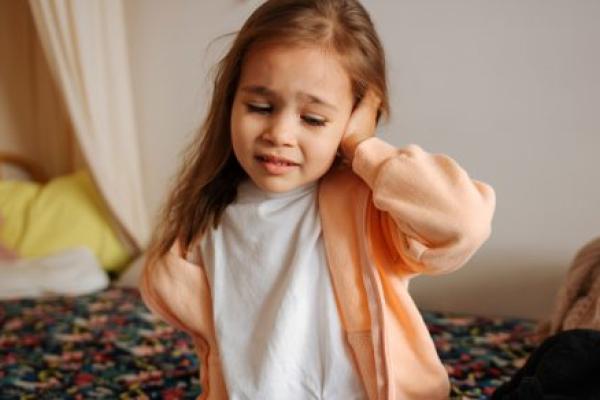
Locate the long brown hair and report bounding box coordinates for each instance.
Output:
[147,0,389,263]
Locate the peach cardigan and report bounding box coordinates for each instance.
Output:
[140,138,496,399]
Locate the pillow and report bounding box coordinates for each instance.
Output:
[0,170,130,271]
[0,246,110,300]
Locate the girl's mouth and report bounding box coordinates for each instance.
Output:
[255,155,299,174]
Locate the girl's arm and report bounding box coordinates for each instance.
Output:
[340,91,496,276]
[351,138,496,276]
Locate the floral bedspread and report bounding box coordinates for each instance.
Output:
[0,287,538,399]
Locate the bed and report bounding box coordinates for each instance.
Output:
[0,286,539,399]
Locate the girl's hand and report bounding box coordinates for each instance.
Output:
[340,89,381,163]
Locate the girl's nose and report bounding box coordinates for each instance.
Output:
[260,113,297,147]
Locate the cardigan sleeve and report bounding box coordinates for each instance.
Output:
[351,137,496,275]
[139,241,209,337]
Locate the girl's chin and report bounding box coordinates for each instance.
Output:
[255,179,300,193]
[249,174,314,194]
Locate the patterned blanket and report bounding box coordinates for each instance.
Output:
[0,287,538,399]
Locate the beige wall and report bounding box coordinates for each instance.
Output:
[124,0,600,319]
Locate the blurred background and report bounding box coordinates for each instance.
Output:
[1,0,599,319]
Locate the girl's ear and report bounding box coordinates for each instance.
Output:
[352,91,382,125]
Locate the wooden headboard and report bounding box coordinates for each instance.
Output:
[0,152,47,183]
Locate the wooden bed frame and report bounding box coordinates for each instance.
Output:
[0,152,47,183]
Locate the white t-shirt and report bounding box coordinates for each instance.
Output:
[199,179,367,400]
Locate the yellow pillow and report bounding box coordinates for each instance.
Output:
[0,170,130,271]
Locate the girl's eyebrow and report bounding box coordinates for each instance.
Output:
[240,85,338,112]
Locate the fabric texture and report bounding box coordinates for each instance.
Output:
[538,236,600,338]
[492,329,600,399]
[0,287,538,399]
[140,138,496,400]
[0,246,109,299]
[28,0,149,250]
[0,170,130,271]
[200,179,366,399]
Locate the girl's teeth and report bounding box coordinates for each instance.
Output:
[257,155,296,166]
[265,158,292,166]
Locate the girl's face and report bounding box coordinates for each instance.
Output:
[231,44,354,193]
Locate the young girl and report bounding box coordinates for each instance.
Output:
[140,0,496,399]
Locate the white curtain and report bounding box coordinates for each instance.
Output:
[28,0,149,251]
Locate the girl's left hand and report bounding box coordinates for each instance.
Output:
[340,89,381,163]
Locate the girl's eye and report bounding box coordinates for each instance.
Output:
[246,103,272,114]
[302,114,327,127]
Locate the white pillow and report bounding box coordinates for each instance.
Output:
[0,247,109,300]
